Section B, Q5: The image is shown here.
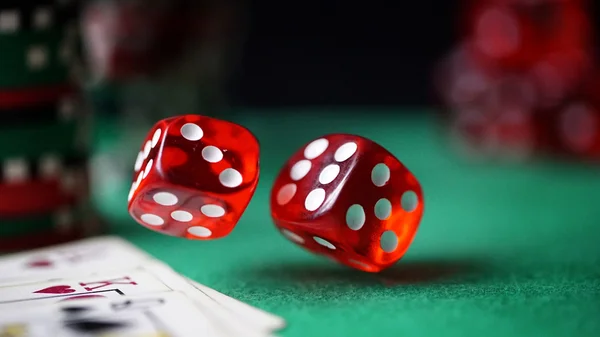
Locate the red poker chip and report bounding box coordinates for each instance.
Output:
[0,84,75,110]
[0,214,104,253]
[0,179,87,217]
[0,228,85,253]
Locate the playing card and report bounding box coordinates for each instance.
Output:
[0,236,152,286]
[0,292,214,336]
[0,236,285,335]
[0,261,274,337]
[0,263,181,307]
[188,279,286,333]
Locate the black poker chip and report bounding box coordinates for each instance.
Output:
[0,92,87,124]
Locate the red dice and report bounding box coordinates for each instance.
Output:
[270,135,424,272]
[128,115,260,239]
[451,74,540,161]
[544,75,600,162]
[436,45,541,161]
[464,0,591,71]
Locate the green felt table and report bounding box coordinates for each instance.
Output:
[94,110,600,337]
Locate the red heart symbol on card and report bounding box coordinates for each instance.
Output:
[34,285,76,294]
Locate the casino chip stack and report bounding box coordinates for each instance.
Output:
[435,0,598,163]
[0,0,100,252]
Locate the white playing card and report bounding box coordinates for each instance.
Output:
[188,279,286,333]
[0,236,285,335]
[0,263,181,308]
[0,261,274,337]
[0,236,153,286]
[0,236,286,334]
[0,292,214,336]
[144,265,276,337]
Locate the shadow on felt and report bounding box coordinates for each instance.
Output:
[236,258,489,288]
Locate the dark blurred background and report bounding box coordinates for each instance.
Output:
[2,0,600,251]
[229,0,600,107]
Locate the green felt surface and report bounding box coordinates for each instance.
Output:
[97,110,600,337]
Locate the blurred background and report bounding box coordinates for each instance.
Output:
[3,3,600,336]
[84,0,600,107]
[230,0,600,107]
[1,0,599,251]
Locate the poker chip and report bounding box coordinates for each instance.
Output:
[0,118,89,160]
[0,0,80,9]
[0,0,81,89]
[0,0,80,33]
[0,0,94,252]
[0,93,85,124]
[0,195,101,253]
[0,30,77,89]
[0,153,89,216]
[0,229,84,252]
[0,204,91,237]
[0,83,73,109]
[0,210,102,253]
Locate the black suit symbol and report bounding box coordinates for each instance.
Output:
[59,298,166,334]
[60,306,91,315]
[64,320,129,333]
[61,305,129,334]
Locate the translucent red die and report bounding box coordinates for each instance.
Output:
[270,134,424,272]
[544,75,600,162]
[463,0,591,71]
[128,115,260,240]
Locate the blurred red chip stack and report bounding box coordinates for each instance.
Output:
[541,74,600,161]
[435,0,598,163]
[0,0,101,252]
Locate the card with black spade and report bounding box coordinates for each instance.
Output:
[0,292,214,337]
